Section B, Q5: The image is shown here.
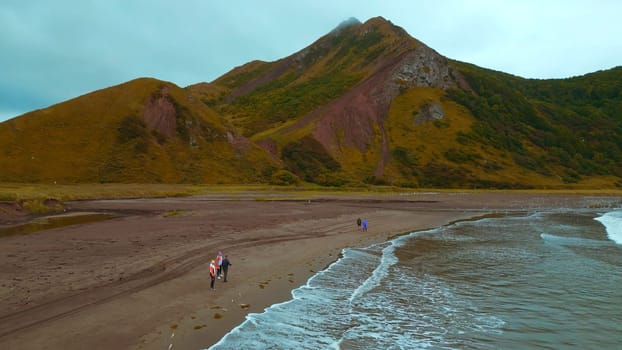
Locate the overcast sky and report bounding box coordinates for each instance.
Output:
[1,0,620,122]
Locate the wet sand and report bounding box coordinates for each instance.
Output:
[0,192,618,350]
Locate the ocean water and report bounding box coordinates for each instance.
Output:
[208,209,622,349]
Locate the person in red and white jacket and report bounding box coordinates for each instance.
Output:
[209,259,217,289]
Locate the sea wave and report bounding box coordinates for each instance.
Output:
[594,210,622,245]
[208,245,383,349]
[539,232,611,246]
[208,224,504,349]
[348,241,398,303]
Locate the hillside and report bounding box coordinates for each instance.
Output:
[0,78,277,183]
[1,16,621,188]
[445,63,622,187]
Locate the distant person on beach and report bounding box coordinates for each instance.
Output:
[357,217,362,230]
[216,251,223,279]
[209,259,217,289]
[362,218,368,231]
[221,255,232,282]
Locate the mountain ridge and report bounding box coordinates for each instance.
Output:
[2,16,621,188]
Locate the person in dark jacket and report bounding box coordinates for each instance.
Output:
[221,255,232,282]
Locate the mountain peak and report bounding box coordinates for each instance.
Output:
[362,16,390,26]
[329,16,408,38]
[332,17,361,32]
[361,16,408,36]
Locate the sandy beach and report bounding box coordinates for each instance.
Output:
[0,192,619,350]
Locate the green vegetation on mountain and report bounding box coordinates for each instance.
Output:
[226,69,363,136]
[281,135,343,185]
[447,63,622,185]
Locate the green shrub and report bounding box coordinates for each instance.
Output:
[315,172,348,187]
[270,170,300,185]
[363,175,387,186]
[433,119,450,129]
[444,148,481,163]
[21,198,64,214]
[281,136,340,183]
[0,192,18,201]
[117,116,147,143]
[391,147,418,167]
[391,146,419,177]
[117,116,149,153]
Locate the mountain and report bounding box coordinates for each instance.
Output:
[0,78,277,183]
[1,16,621,188]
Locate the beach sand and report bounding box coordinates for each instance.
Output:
[0,192,617,350]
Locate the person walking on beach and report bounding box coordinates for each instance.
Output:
[216,251,223,279]
[221,255,232,282]
[362,218,368,232]
[356,217,362,231]
[209,259,217,289]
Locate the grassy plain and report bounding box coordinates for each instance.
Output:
[2,182,621,204]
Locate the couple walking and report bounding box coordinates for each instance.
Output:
[356,217,368,231]
[209,251,232,289]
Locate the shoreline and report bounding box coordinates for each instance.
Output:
[0,192,620,350]
[154,209,479,350]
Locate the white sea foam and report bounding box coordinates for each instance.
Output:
[347,242,397,303]
[594,210,622,245]
[208,246,381,349]
[334,264,504,349]
[209,222,506,350]
[540,232,611,246]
